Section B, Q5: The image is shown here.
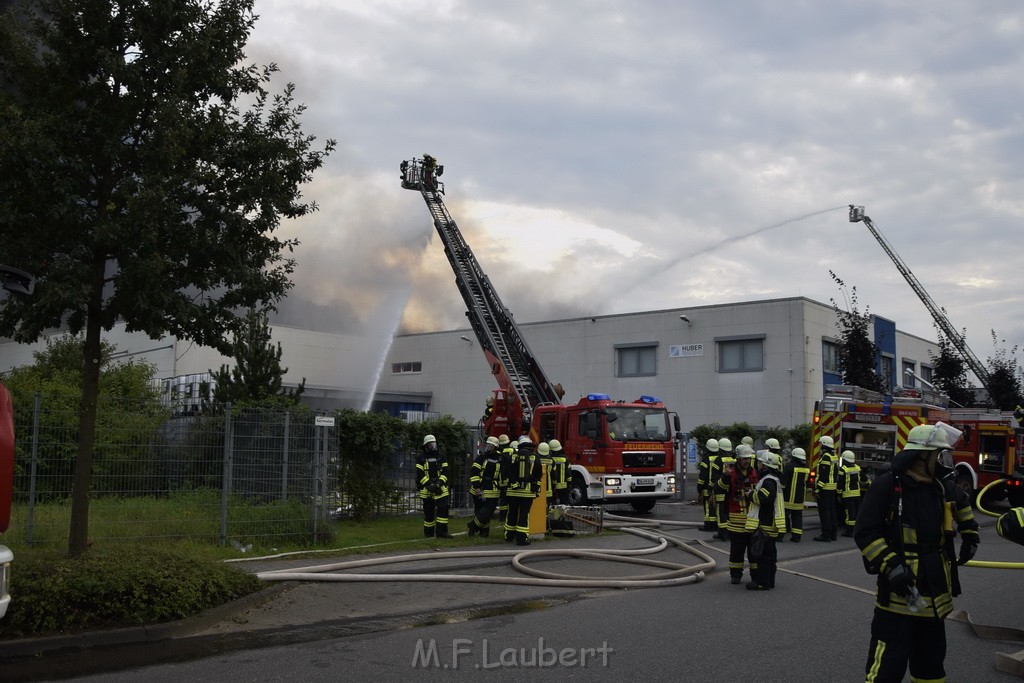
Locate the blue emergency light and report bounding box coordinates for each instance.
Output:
[639,395,662,404]
[587,393,611,401]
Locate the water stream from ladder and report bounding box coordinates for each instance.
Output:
[361,283,411,411]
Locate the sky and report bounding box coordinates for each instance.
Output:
[245,1,1024,376]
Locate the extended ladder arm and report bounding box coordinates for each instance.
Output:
[849,205,991,389]
[401,158,563,421]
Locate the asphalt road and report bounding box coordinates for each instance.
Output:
[21,500,1024,682]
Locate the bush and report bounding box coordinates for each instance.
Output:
[0,545,263,639]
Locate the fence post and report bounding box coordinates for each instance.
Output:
[26,392,41,544]
[282,411,290,501]
[312,424,320,538]
[220,402,233,545]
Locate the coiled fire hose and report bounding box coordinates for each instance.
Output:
[963,478,1024,570]
[255,515,714,589]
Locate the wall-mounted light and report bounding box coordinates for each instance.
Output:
[679,315,692,326]
[459,335,473,346]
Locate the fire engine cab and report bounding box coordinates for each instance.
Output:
[810,384,951,485]
[948,408,1024,507]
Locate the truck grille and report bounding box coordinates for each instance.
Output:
[622,452,665,468]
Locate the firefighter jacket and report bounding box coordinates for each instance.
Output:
[782,462,809,510]
[501,448,541,498]
[747,474,786,537]
[816,450,838,491]
[854,465,979,619]
[717,463,759,532]
[416,449,449,499]
[697,453,719,494]
[470,449,503,499]
[551,450,569,496]
[838,462,863,499]
[539,454,555,499]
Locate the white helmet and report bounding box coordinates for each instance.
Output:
[790,447,807,461]
[741,436,754,447]
[765,437,781,451]
[548,439,562,452]
[818,435,835,449]
[486,436,499,447]
[905,422,961,451]
[498,434,510,446]
[735,444,754,459]
[759,452,782,470]
[705,438,720,453]
[718,438,734,453]
[537,442,550,455]
[518,435,531,444]
[841,450,856,464]
[423,434,436,446]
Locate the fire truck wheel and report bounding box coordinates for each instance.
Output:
[630,499,657,514]
[569,473,588,506]
[955,472,978,507]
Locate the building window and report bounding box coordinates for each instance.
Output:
[717,335,764,373]
[822,340,840,373]
[391,361,422,374]
[880,355,895,390]
[902,360,916,387]
[920,365,934,385]
[616,344,657,377]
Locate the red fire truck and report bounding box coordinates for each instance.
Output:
[810,384,951,485]
[401,158,680,513]
[948,408,1024,506]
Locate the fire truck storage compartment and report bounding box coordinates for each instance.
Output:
[841,422,897,465]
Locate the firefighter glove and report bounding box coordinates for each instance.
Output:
[885,563,914,598]
[957,541,978,566]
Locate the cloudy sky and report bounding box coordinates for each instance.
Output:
[246,1,1024,374]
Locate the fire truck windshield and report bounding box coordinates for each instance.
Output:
[605,407,670,442]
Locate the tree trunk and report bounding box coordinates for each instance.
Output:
[68,258,106,557]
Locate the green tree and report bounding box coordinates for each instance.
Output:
[985,331,1023,411]
[335,409,408,522]
[210,308,305,406]
[0,0,333,555]
[929,332,975,408]
[829,272,884,394]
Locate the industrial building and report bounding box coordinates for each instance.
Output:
[0,295,940,435]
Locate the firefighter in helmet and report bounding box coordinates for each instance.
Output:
[717,443,759,583]
[782,447,810,542]
[416,434,453,538]
[496,434,513,526]
[747,451,786,590]
[814,435,840,542]
[467,436,503,538]
[548,439,570,505]
[837,450,863,537]
[855,422,978,682]
[714,437,735,540]
[697,438,721,532]
[501,436,541,545]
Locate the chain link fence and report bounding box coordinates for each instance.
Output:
[1,393,476,548]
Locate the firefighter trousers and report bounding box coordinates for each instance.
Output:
[865,607,946,682]
[749,535,777,588]
[728,530,756,579]
[505,495,535,543]
[843,497,860,530]
[422,494,450,537]
[702,492,718,528]
[785,508,804,539]
[817,490,839,539]
[469,497,499,537]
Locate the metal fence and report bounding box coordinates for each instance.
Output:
[1,393,475,548]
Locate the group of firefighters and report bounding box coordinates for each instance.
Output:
[416,432,570,546]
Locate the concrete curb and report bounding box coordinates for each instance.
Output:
[0,582,294,660]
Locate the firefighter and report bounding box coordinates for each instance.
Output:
[537,441,554,529]
[714,437,735,541]
[838,450,863,537]
[855,423,979,682]
[747,451,786,590]
[501,436,541,545]
[782,447,809,542]
[697,438,720,531]
[416,434,453,538]
[548,439,570,505]
[467,436,503,538]
[814,435,840,542]
[481,395,494,423]
[718,444,759,584]
[496,434,513,526]
[764,437,781,456]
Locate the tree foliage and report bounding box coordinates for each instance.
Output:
[929,332,975,408]
[985,331,1023,411]
[335,409,408,522]
[0,0,333,555]
[209,308,305,406]
[829,271,884,393]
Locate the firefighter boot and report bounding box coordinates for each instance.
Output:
[436,523,454,539]
[467,520,480,537]
[423,526,435,538]
[516,531,531,547]
[478,525,490,538]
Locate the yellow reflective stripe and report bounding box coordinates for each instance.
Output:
[866,639,886,682]
[863,538,889,562]
[909,676,945,682]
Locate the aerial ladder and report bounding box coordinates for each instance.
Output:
[400,157,563,434]
[848,205,992,392]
